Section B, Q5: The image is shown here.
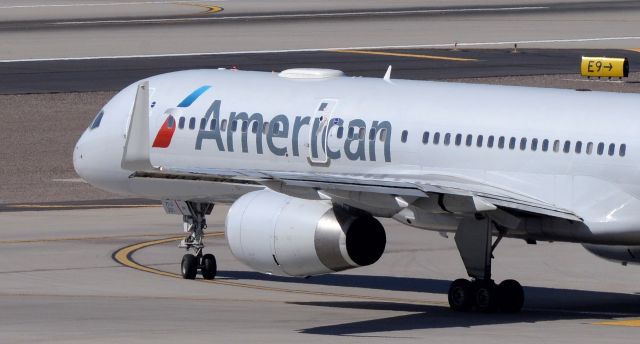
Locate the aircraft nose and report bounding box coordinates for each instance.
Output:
[73,133,88,180]
[72,122,132,195]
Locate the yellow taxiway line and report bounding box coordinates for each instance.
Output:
[113,233,447,305]
[332,49,478,62]
[593,319,640,327]
[185,4,223,14]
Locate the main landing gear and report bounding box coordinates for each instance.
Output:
[448,216,524,313]
[170,201,217,280]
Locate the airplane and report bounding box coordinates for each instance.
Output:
[73,67,640,313]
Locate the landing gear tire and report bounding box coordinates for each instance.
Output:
[497,279,524,313]
[473,280,498,312]
[201,253,217,280]
[181,254,198,280]
[448,279,473,312]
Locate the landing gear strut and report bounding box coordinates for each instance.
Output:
[448,216,524,313]
[162,201,217,280]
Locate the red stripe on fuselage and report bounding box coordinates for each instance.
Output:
[152,116,176,148]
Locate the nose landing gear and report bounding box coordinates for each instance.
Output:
[162,200,218,280]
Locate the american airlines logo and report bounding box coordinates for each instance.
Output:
[154,86,392,163]
[152,85,211,148]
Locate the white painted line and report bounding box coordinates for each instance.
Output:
[561,78,626,83]
[2,36,640,63]
[52,6,548,25]
[51,178,87,183]
[0,1,222,9]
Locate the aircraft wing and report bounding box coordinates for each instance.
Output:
[131,166,582,222]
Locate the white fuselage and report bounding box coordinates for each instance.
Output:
[74,69,640,245]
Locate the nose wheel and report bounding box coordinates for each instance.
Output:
[163,201,218,281]
[181,253,217,280]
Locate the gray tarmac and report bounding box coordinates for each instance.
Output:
[3,48,640,94]
[2,59,640,343]
[2,0,640,60]
[3,1,640,342]
[2,206,640,343]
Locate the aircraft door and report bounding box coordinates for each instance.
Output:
[307,99,338,165]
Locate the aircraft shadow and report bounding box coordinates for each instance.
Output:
[217,270,640,335]
[290,301,610,336]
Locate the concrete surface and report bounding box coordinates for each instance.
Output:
[1,206,639,342]
[2,1,640,60]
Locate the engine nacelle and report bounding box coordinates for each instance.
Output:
[583,244,640,265]
[225,189,386,277]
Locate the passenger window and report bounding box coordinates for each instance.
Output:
[597,142,605,155]
[422,131,430,144]
[477,135,483,147]
[531,138,538,151]
[221,119,227,131]
[348,127,355,139]
[379,128,387,142]
[563,140,571,153]
[575,141,582,153]
[90,111,104,130]
[210,119,217,130]
[542,139,549,152]
[498,136,505,149]
[487,135,494,148]
[586,142,593,155]
[262,121,269,134]
[553,140,560,152]
[241,121,249,133]
[620,144,627,157]
[401,130,408,143]
[433,132,440,145]
[358,127,365,140]
[251,121,258,133]
[231,120,238,132]
[455,134,462,146]
[178,117,185,129]
[508,137,516,150]
[337,127,344,139]
[520,138,527,151]
[369,128,376,141]
[608,143,615,156]
[189,117,196,130]
[444,133,451,146]
[200,118,207,130]
[465,134,472,147]
[167,116,175,129]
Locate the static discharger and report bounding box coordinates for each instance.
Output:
[581,56,629,79]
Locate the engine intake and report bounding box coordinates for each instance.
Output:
[225,189,386,277]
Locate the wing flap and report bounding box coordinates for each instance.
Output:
[128,165,582,222]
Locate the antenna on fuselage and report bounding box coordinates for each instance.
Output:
[383,65,392,81]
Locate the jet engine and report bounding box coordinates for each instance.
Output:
[225,189,386,277]
[583,244,640,265]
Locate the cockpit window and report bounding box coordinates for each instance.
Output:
[90,111,104,130]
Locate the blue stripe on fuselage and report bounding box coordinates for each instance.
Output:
[177,85,211,107]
